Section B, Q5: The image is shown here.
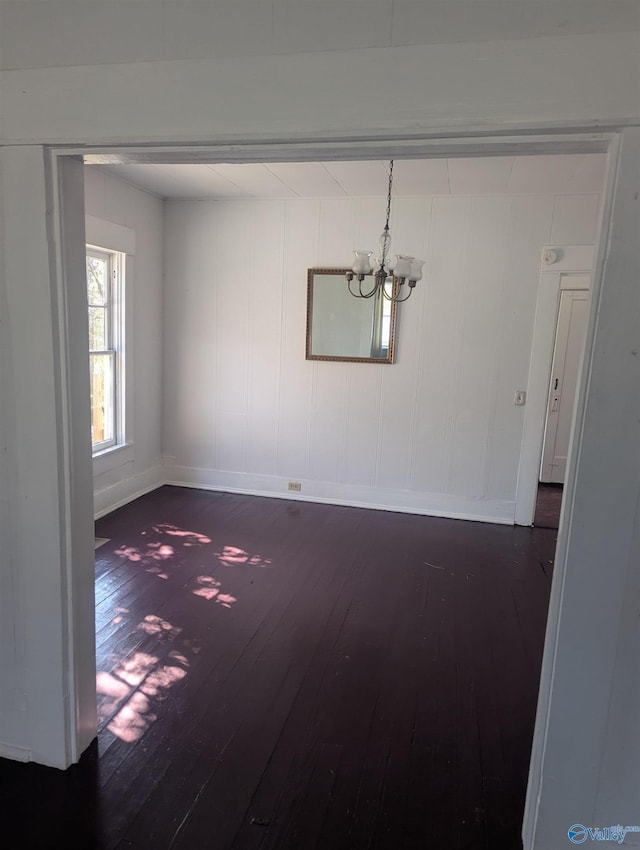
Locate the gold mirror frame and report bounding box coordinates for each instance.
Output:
[306,268,397,364]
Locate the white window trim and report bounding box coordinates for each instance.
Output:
[92,442,135,476]
[85,216,135,473]
[88,246,120,453]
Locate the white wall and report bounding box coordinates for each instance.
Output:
[1,13,639,145]
[3,1,639,73]
[0,152,28,759]
[84,167,165,516]
[2,1,638,157]
[0,148,95,766]
[163,177,602,523]
[2,1,638,154]
[524,128,640,850]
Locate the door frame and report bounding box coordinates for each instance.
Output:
[54,134,617,540]
[514,247,597,525]
[46,128,622,776]
[539,280,590,484]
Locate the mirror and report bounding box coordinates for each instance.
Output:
[306,268,397,363]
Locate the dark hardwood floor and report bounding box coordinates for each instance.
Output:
[534,483,564,529]
[0,486,556,850]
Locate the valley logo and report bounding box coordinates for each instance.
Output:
[568,824,640,844]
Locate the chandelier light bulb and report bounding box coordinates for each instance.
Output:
[393,255,414,280]
[409,258,425,282]
[352,250,373,276]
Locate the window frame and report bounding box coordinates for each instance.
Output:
[86,244,125,455]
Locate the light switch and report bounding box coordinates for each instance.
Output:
[514,390,527,406]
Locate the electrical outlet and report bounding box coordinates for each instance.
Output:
[288,481,302,492]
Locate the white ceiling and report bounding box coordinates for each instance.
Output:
[92,154,607,201]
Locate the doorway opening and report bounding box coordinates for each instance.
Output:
[534,272,592,529]
[47,129,624,840]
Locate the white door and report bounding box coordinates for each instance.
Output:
[540,276,590,483]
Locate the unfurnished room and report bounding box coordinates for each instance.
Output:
[1,4,639,850]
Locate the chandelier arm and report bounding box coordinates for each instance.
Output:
[390,286,414,303]
[382,275,400,301]
[347,277,364,298]
[358,278,379,299]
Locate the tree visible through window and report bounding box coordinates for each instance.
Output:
[87,247,122,452]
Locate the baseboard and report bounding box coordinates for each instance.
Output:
[93,465,165,519]
[165,466,515,525]
[0,742,31,762]
[94,462,516,525]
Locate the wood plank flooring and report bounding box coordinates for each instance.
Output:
[0,486,556,850]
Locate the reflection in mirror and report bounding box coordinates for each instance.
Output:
[306,269,397,363]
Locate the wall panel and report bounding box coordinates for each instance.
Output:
[85,167,165,515]
[164,175,603,522]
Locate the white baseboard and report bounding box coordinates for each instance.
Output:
[0,742,31,762]
[93,464,165,519]
[93,460,516,524]
[165,465,515,525]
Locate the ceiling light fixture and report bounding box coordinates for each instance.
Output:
[345,160,425,303]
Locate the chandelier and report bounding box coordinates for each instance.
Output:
[345,160,425,303]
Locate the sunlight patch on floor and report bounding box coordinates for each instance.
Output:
[96,611,195,743]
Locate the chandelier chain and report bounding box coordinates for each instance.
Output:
[384,160,394,234]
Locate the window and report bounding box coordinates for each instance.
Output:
[87,247,124,453]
